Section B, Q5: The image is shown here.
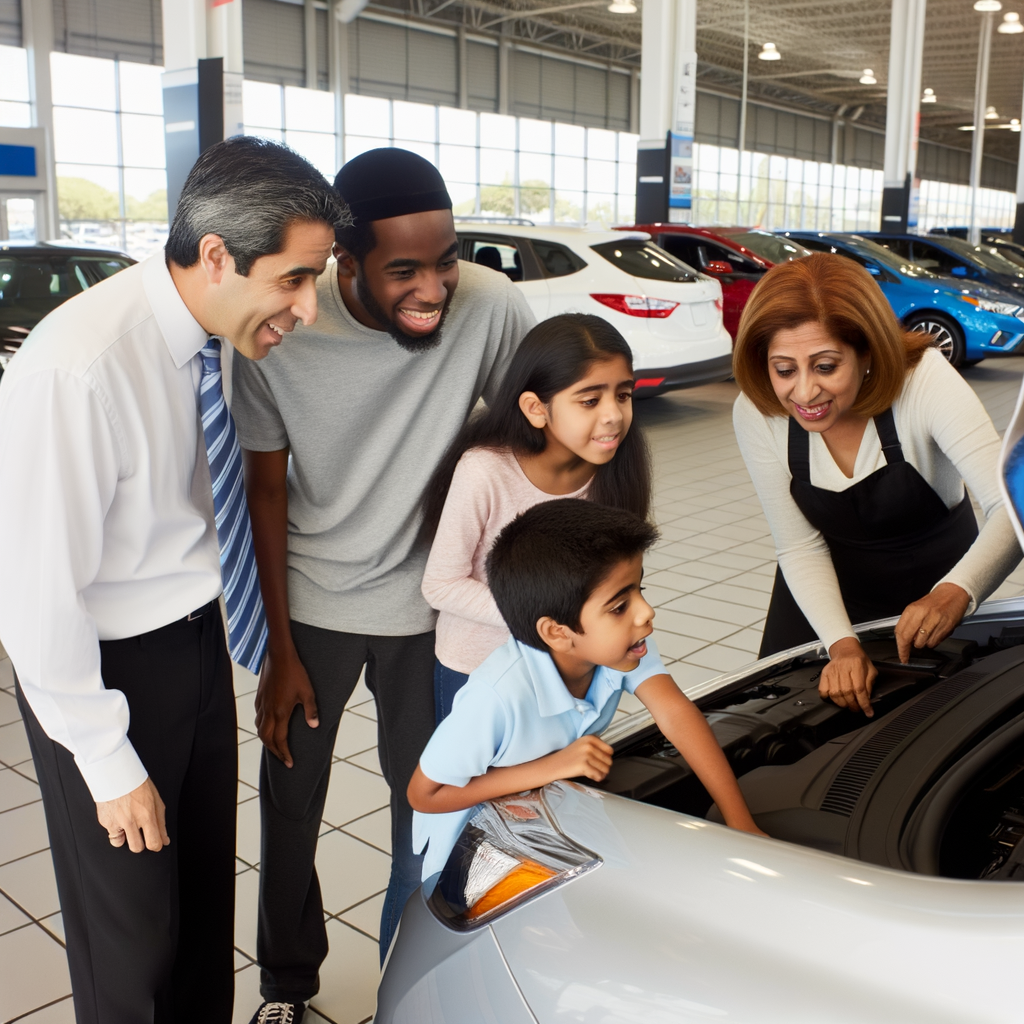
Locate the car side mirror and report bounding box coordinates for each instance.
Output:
[705,260,734,274]
[950,265,968,277]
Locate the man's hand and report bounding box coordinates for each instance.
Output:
[894,582,971,664]
[96,777,169,853]
[821,637,878,716]
[549,735,613,783]
[254,646,319,768]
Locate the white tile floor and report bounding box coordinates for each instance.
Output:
[4,357,1024,1023]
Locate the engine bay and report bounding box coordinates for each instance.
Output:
[595,625,1024,880]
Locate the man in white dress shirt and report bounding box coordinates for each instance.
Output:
[0,137,344,1024]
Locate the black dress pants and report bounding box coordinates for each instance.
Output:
[16,601,238,1024]
[257,624,436,1002]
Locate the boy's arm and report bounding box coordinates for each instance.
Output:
[407,735,613,814]
[635,674,767,836]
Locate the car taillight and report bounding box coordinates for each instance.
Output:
[428,785,601,930]
[714,297,724,312]
[590,293,680,318]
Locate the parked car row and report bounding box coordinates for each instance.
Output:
[5,223,1023,392]
[781,231,1024,367]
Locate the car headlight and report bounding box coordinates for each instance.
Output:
[959,295,1024,317]
[428,785,602,930]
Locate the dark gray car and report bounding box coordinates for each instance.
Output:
[0,243,134,378]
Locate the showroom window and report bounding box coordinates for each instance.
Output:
[691,140,1015,234]
[0,45,31,128]
[917,179,1014,233]
[340,94,638,226]
[50,51,167,258]
[242,89,638,226]
[692,143,885,232]
[242,80,337,180]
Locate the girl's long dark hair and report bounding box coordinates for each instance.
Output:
[421,313,653,540]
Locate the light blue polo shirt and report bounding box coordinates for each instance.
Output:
[413,634,668,881]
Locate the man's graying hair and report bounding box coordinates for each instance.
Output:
[166,136,350,276]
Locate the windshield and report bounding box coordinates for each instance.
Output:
[720,230,811,263]
[939,236,1024,275]
[841,235,939,278]
[590,239,699,282]
[992,244,1024,270]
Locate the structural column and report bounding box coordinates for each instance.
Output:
[968,8,996,245]
[636,0,696,224]
[880,0,926,232]
[18,0,59,240]
[161,0,245,220]
[329,0,350,170]
[1014,78,1024,244]
[498,24,511,116]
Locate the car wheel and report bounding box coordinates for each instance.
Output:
[905,313,966,368]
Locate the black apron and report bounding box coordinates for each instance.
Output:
[758,407,978,657]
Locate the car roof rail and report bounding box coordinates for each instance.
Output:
[454,216,536,227]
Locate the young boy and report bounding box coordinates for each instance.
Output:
[408,499,766,881]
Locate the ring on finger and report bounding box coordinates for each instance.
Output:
[918,627,928,634]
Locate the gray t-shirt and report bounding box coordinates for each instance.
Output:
[231,259,535,636]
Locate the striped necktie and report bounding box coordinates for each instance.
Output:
[199,339,268,674]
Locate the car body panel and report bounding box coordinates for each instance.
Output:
[455,225,732,396]
[787,232,1024,363]
[379,599,1024,1023]
[378,892,537,1024]
[490,787,1024,1024]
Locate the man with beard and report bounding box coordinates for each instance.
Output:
[232,147,534,1023]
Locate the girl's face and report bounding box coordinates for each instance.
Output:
[521,354,635,465]
[766,322,870,433]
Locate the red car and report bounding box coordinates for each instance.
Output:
[624,225,811,339]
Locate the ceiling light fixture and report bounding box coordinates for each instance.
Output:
[922,87,937,102]
[974,0,1003,11]
[986,104,1000,118]
[999,10,1024,29]
[758,42,781,61]
[607,0,637,11]
[859,69,877,84]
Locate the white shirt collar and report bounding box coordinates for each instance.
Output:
[142,254,210,370]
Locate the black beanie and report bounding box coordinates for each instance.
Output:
[334,147,452,225]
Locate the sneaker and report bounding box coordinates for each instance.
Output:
[248,1003,305,1024]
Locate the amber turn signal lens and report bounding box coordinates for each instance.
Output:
[465,859,557,920]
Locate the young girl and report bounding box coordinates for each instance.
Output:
[420,312,653,722]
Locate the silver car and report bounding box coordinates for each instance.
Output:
[377,600,1024,1023]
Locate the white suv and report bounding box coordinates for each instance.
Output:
[455,224,733,396]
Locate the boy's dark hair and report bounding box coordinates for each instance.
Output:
[166,136,349,276]
[420,313,653,540]
[486,498,659,651]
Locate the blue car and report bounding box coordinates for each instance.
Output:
[783,231,1024,368]
[867,232,1024,297]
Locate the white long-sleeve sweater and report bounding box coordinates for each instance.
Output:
[733,347,1022,651]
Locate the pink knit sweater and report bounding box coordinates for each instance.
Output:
[421,447,590,673]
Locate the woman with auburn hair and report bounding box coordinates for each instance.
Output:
[733,251,1021,715]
